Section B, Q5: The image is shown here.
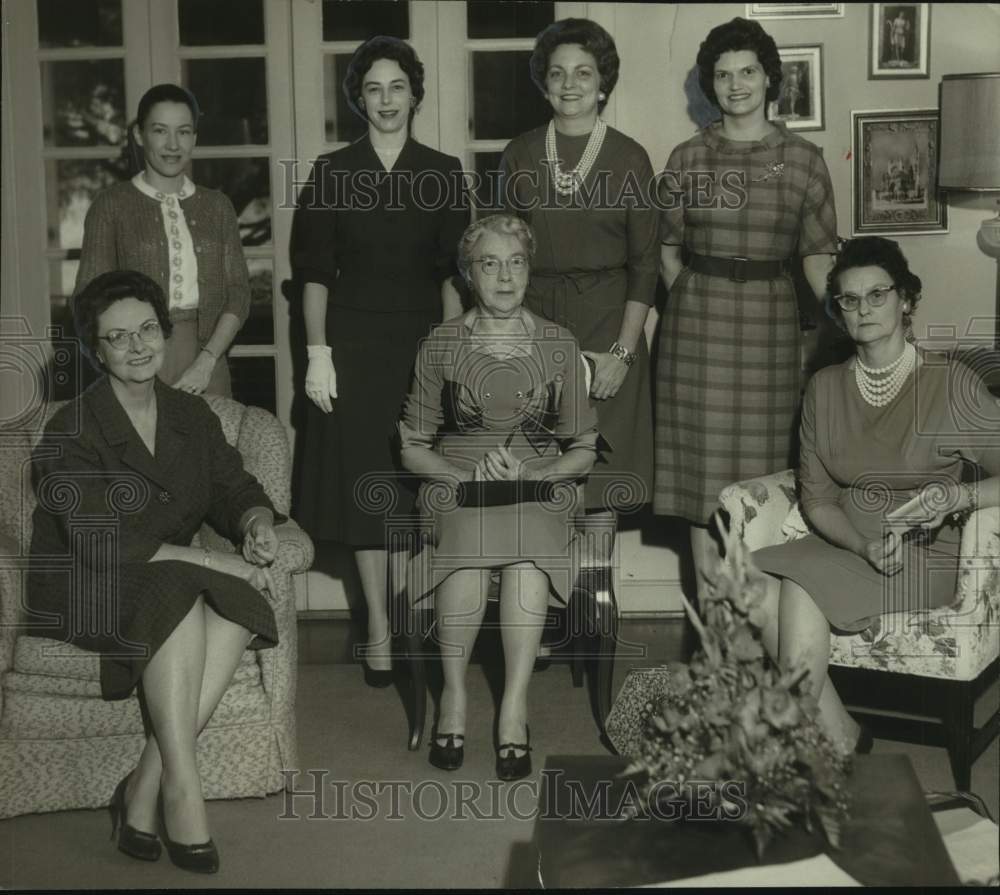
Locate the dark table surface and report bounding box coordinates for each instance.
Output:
[534,753,960,887]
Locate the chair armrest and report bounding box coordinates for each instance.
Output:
[718,470,798,551]
[951,506,1000,616]
[272,520,314,576]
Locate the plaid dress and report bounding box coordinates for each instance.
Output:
[654,122,838,523]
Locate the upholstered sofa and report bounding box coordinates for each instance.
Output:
[720,469,1000,790]
[0,394,313,819]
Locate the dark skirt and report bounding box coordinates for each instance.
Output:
[654,270,800,523]
[297,306,439,547]
[159,311,232,397]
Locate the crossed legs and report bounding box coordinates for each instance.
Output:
[126,596,253,845]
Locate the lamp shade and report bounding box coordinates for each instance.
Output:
[938,73,1000,190]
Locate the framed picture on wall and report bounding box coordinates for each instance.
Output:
[851,109,948,236]
[768,45,823,131]
[746,3,844,18]
[869,3,931,78]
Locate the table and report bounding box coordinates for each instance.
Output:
[534,754,960,887]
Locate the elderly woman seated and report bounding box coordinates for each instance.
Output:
[752,236,1000,753]
[27,270,282,873]
[398,214,599,781]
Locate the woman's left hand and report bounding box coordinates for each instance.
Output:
[242,518,279,566]
[174,351,216,395]
[582,351,629,401]
[481,447,525,481]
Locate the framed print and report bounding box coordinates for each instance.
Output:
[768,45,824,131]
[851,109,948,236]
[869,4,931,78]
[746,3,843,19]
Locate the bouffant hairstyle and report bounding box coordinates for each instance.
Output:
[73,270,173,369]
[456,214,536,282]
[135,83,201,130]
[825,236,923,325]
[342,36,425,122]
[529,18,619,112]
[696,17,783,108]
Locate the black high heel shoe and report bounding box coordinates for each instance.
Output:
[363,663,394,688]
[496,726,532,781]
[109,774,161,862]
[159,800,219,874]
[429,733,465,771]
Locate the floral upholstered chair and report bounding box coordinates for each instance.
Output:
[0,395,313,818]
[719,469,1000,791]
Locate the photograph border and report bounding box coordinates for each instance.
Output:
[851,108,948,236]
[769,44,824,132]
[869,3,931,79]
[746,3,844,19]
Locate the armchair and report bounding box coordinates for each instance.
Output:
[0,395,313,818]
[719,469,1000,790]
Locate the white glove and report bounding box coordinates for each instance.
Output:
[306,345,337,413]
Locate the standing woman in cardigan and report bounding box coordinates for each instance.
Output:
[655,18,838,597]
[75,83,250,396]
[501,18,659,516]
[293,37,469,683]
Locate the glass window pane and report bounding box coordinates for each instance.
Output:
[467,1,553,39]
[234,259,274,346]
[471,51,550,141]
[37,0,122,47]
[183,58,268,145]
[191,157,272,246]
[322,0,409,41]
[324,54,368,144]
[229,356,276,413]
[178,0,264,45]
[473,151,504,212]
[41,60,127,148]
[46,158,129,250]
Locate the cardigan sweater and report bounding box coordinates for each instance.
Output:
[74,181,251,345]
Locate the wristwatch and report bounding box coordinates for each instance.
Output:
[609,341,637,367]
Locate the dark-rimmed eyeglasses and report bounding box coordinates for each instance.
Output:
[832,285,896,312]
[98,320,163,351]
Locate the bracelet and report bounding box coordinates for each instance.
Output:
[951,481,979,525]
[202,547,212,568]
[609,341,637,367]
[200,346,217,359]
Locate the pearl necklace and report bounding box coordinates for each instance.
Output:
[854,342,916,407]
[545,119,607,196]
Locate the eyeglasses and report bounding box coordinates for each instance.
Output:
[832,285,896,313]
[98,320,163,351]
[473,256,528,277]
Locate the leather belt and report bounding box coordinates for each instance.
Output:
[687,252,789,283]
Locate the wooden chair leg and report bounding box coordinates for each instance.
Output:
[946,680,975,791]
[407,613,426,752]
[594,575,618,733]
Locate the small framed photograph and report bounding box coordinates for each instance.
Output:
[851,109,948,236]
[869,3,931,79]
[768,45,824,131]
[746,3,844,19]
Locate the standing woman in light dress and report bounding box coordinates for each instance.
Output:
[500,17,659,522]
[75,83,250,396]
[655,17,838,598]
[294,37,469,684]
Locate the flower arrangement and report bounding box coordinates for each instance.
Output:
[623,518,852,858]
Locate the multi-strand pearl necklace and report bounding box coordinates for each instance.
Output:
[545,119,607,196]
[854,342,916,407]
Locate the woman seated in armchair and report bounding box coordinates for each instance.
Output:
[27,270,283,873]
[399,215,599,781]
[752,236,1000,754]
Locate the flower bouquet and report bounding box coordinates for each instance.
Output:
[622,517,852,859]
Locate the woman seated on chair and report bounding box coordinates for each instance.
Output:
[27,270,282,873]
[399,214,599,781]
[752,236,1000,754]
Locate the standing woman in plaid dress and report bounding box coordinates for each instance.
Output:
[654,17,838,596]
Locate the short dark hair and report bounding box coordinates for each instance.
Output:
[342,36,425,122]
[136,83,200,131]
[529,18,619,112]
[696,17,782,109]
[825,236,923,324]
[73,270,173,369]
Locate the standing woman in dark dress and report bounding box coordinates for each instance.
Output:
[75,84,250,397]
[500,18,659,516]
[655,18,838,598]
[294,37,469,682]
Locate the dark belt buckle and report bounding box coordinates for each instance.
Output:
[730,257,749,283]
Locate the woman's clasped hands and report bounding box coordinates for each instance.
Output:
[473,447,528,482]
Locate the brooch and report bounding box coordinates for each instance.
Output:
[752,161,785,183]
